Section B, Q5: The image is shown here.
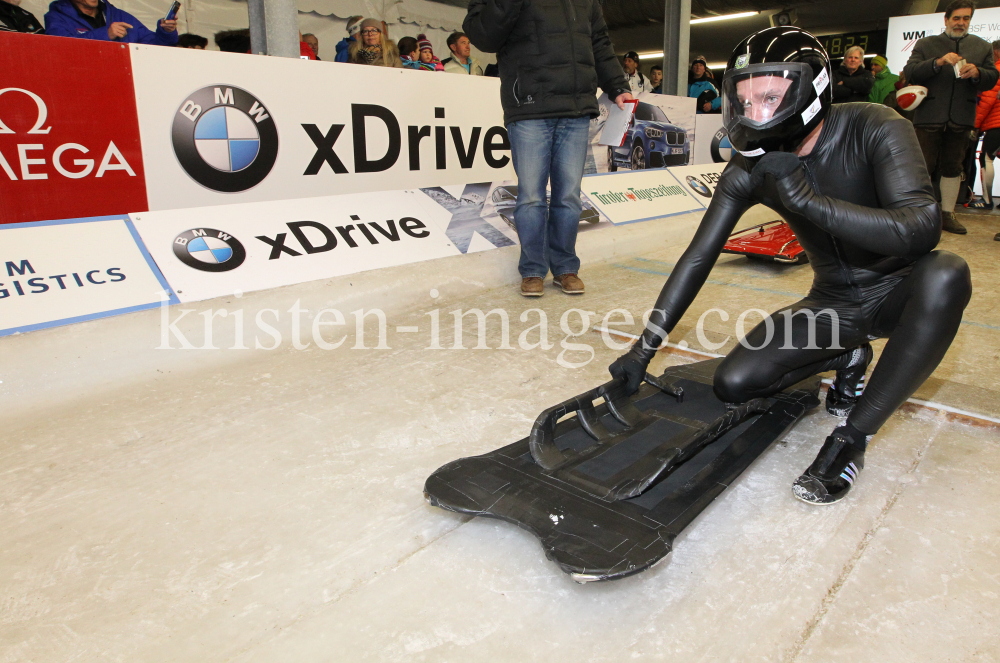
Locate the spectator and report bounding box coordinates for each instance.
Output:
[649,65,663,93]
[968,39,1000,217]
[416,33,444,71]
[904,0,1000,234]
[177,32,207,49]
[623,51,650,94]
[302,32,319,59]
[348,18,402,68]
[689,57,720,113]
[868,55,898,104]
[464,0,632,297]
[832,45,874,103]
[335,16,363,63]
[0,0,44,33]
[45,0,178,45]
[442,32,483,75]
[398,36,421,69]
[298,30,317,60]
[215,28,249,53]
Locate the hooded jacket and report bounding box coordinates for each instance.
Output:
[689,78,720,113]
[463,0,629,124]
[869,65,900,104]
[976,78,1000,131]
[45,0,177,45]
[334,36,354,63]
[903,31,999,127]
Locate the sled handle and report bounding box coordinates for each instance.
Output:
[528,373,684,471]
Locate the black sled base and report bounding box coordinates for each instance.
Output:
[424,359,820,583]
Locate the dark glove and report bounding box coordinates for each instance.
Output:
[749,151,803,189]
[751,151,815,214]
[609,343,655,396]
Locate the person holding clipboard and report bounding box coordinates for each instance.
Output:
[45,0,179,45]
[463,0,632,297]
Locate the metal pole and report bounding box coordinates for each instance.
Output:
[662,0,692,97]
[248,0,267,55]
[247,0,299,58]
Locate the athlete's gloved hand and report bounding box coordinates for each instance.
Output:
[749,151,803,189]
[751,151,817,214]
[609,343,656,396]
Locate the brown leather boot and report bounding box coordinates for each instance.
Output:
[520,277,544,297]
[941,211,967,234]
[553,273,585,294]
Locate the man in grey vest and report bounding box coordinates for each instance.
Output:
[904,0,999,234]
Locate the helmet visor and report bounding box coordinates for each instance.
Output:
[722,63,813,130]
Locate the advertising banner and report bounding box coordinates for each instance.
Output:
[886,9,1000,74]
[581,169,705,224]
[0,33,148,225]
[586,92,697,174]
[692,115,730,165]
[667,162,729,201]
[129,46,515,212]
[0,215,176,336]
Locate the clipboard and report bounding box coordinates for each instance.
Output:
[598,99,639,147]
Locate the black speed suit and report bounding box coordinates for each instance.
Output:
[641,103,972,434]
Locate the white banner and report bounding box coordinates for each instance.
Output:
[581,169,705,224]
[887,9,1000,74]
[0,215,175,336]
[129,46,515,212]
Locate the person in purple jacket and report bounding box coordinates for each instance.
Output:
[45,0,178,45]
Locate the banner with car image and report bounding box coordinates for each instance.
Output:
[586,93,697,174]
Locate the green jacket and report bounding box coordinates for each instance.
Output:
[869,66,899,105]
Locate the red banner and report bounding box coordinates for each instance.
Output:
[0,33,148,224]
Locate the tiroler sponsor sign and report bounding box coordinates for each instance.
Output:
[582,169,705,224]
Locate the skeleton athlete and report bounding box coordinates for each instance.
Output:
[611,27,972,504]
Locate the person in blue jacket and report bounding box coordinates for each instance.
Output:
[334,16,363,63]
[688,56,721,113]
[45,0,178,45]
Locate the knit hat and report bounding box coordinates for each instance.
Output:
[872,55,888,69]
[624,50,639,62]
[359,18,382,34]
[346,16,364,36]
[417,33,433,53]
[691,56,708,68]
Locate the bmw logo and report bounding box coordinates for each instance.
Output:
[710,128,734,163]
[685,175,712,198]
[172,86,278,192]
[172,228,247,272]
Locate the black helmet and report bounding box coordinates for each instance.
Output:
[721,27,832,158]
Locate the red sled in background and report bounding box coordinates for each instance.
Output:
[722,220,808,265]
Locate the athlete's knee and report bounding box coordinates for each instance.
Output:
[918,251,972,310]
[713,362,760,403]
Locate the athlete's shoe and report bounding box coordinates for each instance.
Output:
[826,344,873,417]
[792,431,866,505]
[966,197,994,210]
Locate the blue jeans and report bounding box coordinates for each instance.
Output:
[507,117,589,278]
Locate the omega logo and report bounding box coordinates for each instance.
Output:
[0,87,137,181]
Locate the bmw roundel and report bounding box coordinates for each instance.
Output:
[685,175,712,198]
[173,228,247,272]
[172,86,278,192]
[711,128,735,163]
